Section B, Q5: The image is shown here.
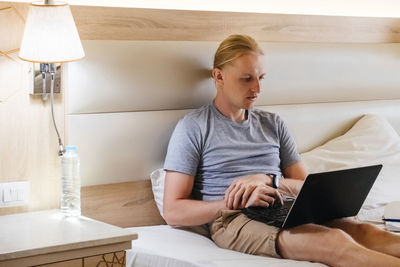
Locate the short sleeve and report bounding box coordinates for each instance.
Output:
[277,116,301,169]
[163,117,202,176]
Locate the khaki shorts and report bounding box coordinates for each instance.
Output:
[210,209,281,258]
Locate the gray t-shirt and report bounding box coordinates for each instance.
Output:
[164,103,300,201]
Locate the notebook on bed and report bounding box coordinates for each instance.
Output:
[242,164,382,229]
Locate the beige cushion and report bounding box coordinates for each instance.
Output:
[301,114,400,209]
[67,41,400,114]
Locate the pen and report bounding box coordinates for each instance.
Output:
[383,218,400,222]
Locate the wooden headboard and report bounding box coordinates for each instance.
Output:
[64,6,400,227]
[82,181,165,227]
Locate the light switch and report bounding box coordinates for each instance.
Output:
[3,188,12,202]
[17,189,25,201]
[0,181,29,207]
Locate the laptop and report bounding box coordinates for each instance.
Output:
[242,164,382,229]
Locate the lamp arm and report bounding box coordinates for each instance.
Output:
[40,63,48,101]
[49,64,65,156]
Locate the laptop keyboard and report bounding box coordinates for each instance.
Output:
[241,200,295,228]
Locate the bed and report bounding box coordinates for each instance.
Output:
[121,113,400,267]
[65,37,400,266]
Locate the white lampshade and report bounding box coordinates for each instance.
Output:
[19,1,84,63]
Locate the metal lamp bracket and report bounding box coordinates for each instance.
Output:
[30,62,61,99]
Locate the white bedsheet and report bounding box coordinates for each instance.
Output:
[126,225,327,267]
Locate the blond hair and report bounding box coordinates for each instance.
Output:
[213,34,263,70]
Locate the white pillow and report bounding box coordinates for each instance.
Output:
[301,114,400,209]
[150,168,166,218]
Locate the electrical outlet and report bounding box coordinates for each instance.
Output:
[0,181,29,207]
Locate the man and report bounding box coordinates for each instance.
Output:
[163,34,400,266]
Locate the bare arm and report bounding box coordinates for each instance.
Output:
[163,170,225,227]
[279,161,308,197]
[283,161,308,180]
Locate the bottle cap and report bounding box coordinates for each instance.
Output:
[65,145,77,151]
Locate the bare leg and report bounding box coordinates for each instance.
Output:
[327,218,400,258]
[277,223,400,267]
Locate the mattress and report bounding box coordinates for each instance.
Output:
[126,225,327,267]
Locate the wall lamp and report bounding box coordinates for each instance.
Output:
[19,0,84,156]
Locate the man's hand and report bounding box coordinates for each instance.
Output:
[224,174,283,209]
[244,184,283,208]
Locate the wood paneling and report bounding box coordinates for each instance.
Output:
[0,4,64,216]
[10,1,400,43]
[0,5,24,51]
[81,180,165,227]
[70,5,400,43]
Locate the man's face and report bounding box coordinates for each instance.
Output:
[218,52,265,110]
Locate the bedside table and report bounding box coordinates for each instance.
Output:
[0,210,138,267]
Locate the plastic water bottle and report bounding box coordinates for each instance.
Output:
[61,145,81,217]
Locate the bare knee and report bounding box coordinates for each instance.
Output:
[327,228,355,248]
[278,225,356,265]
